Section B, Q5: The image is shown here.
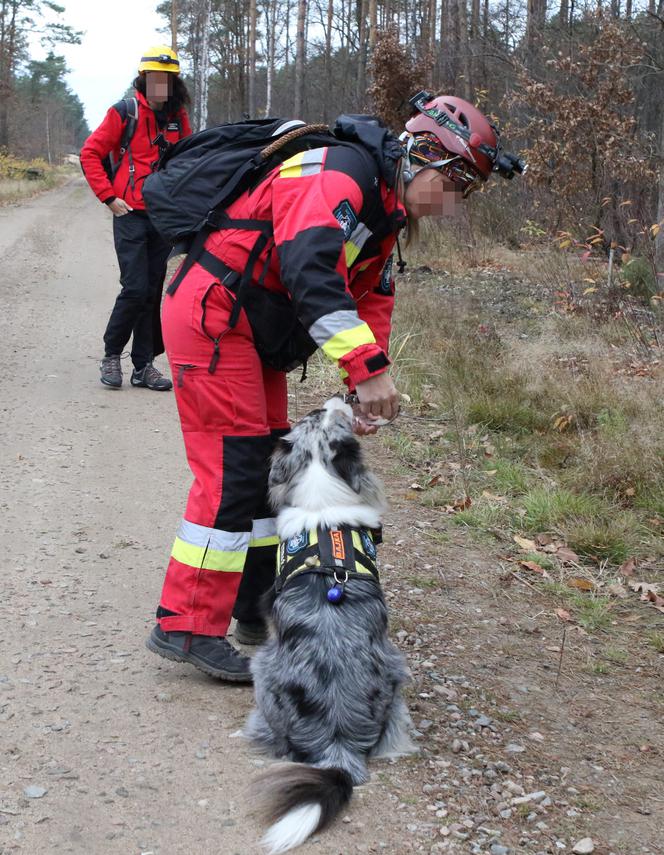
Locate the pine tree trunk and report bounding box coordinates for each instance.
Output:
[248,0,257,117]
[357,0,368,106]
[656,105,664,276]
[323,0,334,119]
[458,0,471,98]
[171,0,178,50]
[294,0,307,116]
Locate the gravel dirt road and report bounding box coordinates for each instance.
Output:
[1,180,662,855]
[0,179,405,855]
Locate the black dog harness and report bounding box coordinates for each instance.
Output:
[276,525,381,602]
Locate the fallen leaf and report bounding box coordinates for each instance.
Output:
[535,533,553,547]
[519,560,550,578]
[567,577,595,591]
[624,487,636,497]
[607,582,628,599]
[619,557,636,577]
[557,547,580,563]
[452,496,472,511]
[514,535,537,552]
[427,474,442,487]
[485,469,497,476]
[629,581,660,595]
[410,483,424,491]
[643,590,664,613]
[555,608,572,621]
[482,490,507,502]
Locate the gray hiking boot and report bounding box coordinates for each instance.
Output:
[100,354,122,388]
[146,625,253,682]
[234,619,269,645]
[130,363,173,391]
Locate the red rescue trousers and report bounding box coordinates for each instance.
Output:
[156,265,289,636]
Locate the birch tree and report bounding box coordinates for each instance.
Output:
[192,0,212,130]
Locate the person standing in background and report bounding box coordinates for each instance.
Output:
[80,46,192,391]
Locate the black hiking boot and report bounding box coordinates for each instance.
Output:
[234,619,269,646]
[100,354,122,388]
[130,363,173,391]
[146,625,253,682]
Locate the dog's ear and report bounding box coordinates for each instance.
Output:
[269,436,294,487]
[330,436,364,493]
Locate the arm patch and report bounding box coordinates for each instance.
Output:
[333,200,358,240]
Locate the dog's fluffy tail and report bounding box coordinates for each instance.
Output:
[255,763,353,854]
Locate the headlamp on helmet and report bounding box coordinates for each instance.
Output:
[138,45,180,74]
[406,90,526,184]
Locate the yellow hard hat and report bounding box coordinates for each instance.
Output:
[138,45,180,74]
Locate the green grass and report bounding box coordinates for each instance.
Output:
[419,485,457,508]
[521,488,607,533]
[376,267,664,571]
[453,502,515,531]
[467,396,549,433]
[602,647,628,664]
[543,584,614,633]
[406,576,439,589]
[569,593,613,633]
[566,516,636,564]
[487,459,533,495]
[648,632,664,654]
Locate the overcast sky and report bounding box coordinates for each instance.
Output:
[49,0,172,129]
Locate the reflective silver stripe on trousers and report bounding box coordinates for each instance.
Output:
[177,518,250,552]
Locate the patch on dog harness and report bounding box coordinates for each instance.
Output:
[275,525,379,594]
[329,529,346,561]
[360,528,377,559]
[286,530,309,555]
[333,200,357,241]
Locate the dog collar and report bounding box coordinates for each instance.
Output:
[275,525,381,594]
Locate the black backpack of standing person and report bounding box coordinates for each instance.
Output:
[142,115,404,373]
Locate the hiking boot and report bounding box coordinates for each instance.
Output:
[130,363,172,391]
[100,354,122,388]
[146,625,253,682]
[234,619,269,646]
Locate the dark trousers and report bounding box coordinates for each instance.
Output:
[104,211,171,369]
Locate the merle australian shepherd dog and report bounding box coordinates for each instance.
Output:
[245,398,416,853]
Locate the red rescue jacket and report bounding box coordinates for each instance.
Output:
[80,91,192,210]
[198,142,407,389]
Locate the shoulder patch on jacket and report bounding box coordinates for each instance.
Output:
[333,200,358,240]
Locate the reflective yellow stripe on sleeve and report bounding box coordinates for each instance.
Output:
[308,310,376,362]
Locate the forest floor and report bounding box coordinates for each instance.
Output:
[0,179,662,855]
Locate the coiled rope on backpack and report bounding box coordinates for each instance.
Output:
[260,124,331,160]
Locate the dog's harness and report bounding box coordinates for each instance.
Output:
[276,525,381,603]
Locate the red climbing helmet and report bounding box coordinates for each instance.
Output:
[403,91,526,194]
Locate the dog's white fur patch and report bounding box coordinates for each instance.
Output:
[276,423,383,540]
[261,803,322,854]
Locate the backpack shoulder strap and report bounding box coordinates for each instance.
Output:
[120,97,138,152]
